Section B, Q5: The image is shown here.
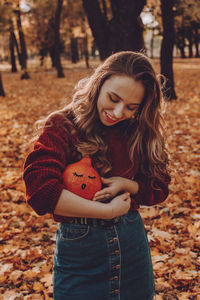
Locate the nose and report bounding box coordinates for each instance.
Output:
[113,103,125,118]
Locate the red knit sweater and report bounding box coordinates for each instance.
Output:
[23,114,169,222]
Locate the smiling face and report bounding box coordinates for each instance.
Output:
[97,75,145,126]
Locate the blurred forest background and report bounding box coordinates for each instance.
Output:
[0,0,200,299]
[0,0,200,98]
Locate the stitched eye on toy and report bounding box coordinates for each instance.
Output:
[88,176,96,179]
[73,172,83,177]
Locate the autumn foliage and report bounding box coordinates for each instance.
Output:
[0,58,199,299]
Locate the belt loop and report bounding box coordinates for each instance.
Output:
[85,217,87,224]
[81,217,83,224]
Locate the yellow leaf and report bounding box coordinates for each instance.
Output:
[33,281,44,292]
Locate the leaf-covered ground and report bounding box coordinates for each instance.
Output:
[0,58,199,300]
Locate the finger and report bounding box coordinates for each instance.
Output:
[94,188,111,197]
[93,193,105,200]
[101,177,111,184]
[101,177,107,182]
[93,193,111,202]
[94,191,104,198]
[97,193,111,200]
[123,192,130,201]
[93,194,105,201]
[125,197,131,203]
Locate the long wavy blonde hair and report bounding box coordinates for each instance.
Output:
[43,51,170,186]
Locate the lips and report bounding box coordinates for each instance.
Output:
[104,111,120,124]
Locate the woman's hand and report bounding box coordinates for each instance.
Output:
[93,177,139,202]
[93,177,126,201]
[108,192,131,218]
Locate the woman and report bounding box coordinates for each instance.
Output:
[23,51,170,299]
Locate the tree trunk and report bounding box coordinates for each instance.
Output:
[91,40,96,57]
[15,8,29,79]
[179,44,186,58]
[49,47,56,67]
[160,0,177,100]
[83,0,146,60]
[101,0,108,19]
[9,31,18,72]
[175,27,186,58]
[70,37,79,63]
[194,39,199,58]
[81,20,90,68]
[193,22,200,58]
[186,27,193,58]
[83,36,90,68]
[188,40,193,58]
[0,73,5,97]
[54,0,65,78]
[12,29,22,67]
[82,0,111,60]
[110,0,145,52]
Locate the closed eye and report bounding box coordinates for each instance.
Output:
[109,94,119,103]
[88,176,96,179]
[73,172,83,177]
[127,105,139,112]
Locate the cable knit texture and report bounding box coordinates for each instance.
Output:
[23,114,169,222]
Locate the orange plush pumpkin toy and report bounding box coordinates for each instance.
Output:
[63,157,102,200]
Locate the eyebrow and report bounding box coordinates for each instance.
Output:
[110,92,140,106]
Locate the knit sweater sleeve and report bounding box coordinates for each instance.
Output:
[23,115,71,215]
[133,171,170,207]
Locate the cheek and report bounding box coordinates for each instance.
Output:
[125,109,139,120]
[97,91,110,110]
[97,96,102,113]
[97,98,107,116]
[125,110,134,119]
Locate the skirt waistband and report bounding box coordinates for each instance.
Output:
[64,216,121,227]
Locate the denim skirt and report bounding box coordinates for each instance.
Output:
[53,210,155,300]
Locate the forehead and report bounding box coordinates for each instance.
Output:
[103,75,145,104]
